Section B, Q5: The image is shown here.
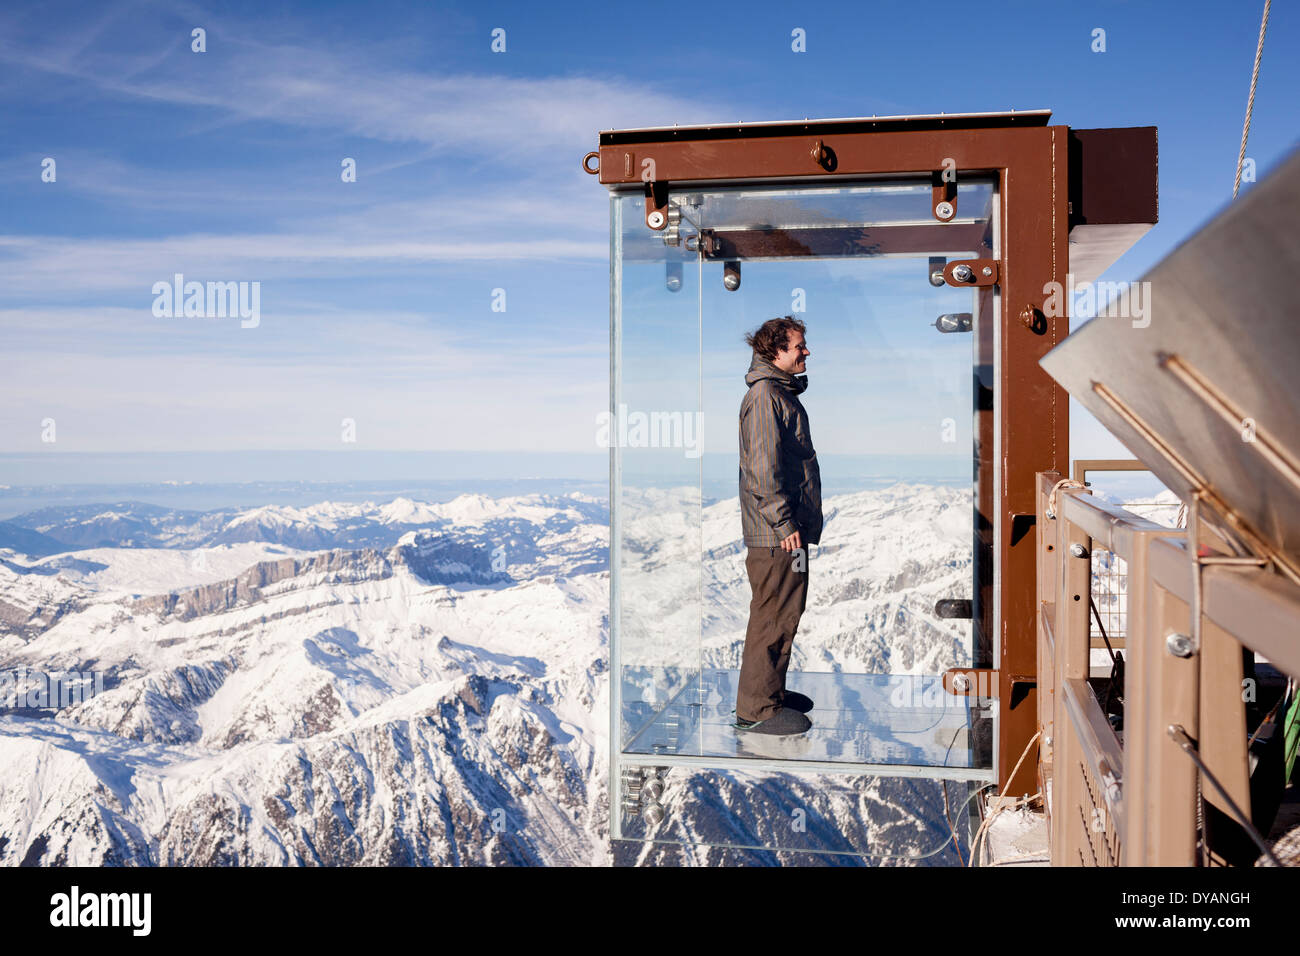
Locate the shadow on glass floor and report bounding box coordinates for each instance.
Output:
[622,669,992,771]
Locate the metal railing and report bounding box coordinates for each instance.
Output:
[1071,460,1179,658]
[1035,468,1300,865]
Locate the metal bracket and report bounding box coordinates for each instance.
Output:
[685,228,722,257]
[943,258,999,287]
[935,598,973,618]
[620,766,669,825]
[620,767,645,816]
[644,181,670,230]
[942,667,1000,698]
[932,171,957,221]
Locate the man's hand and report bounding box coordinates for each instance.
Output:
[780,529,802,553]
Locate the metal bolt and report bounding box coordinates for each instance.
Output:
[1166,632,1196,658]
[643,778,664,800]
[952,264,974,282]
[722,260,741,291]
[934,312,972,333]
[982,265,993,277]
[935,201,955,220]
[1043,735,1053,748]
[1068,542,1089,558]
[646,210,666,229]
[642,802,666,825]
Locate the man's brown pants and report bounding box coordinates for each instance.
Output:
[736,546,810,722]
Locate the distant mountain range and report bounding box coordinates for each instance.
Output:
[0,486,1181,865]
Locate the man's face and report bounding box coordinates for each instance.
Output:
[771,330,809,374]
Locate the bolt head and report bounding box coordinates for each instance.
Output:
[646,210,666,229]
[1069,542,1089,558]
[1166,632,1195,658]
[935,201,955,220]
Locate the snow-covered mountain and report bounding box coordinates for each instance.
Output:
[0,486,988,865]
[5,494,610,555]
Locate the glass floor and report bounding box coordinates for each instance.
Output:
[621,668,993,777]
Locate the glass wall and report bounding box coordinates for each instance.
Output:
[611,179,999,852]
[616,768,983,864]
[611,195,703,752]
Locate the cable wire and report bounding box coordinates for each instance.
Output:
[1233,0,1271,199]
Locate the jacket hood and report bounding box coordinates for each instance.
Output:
[745,352,808,395]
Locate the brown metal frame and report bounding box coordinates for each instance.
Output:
[1071,458,1151,485]
[595,114,1078,796]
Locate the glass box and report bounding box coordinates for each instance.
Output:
[609,177,1002,861]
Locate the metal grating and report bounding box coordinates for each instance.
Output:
[1077,757,1122,866]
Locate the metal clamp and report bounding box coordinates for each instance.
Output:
[943,258,999,287]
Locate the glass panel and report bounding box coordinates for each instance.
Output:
[611,194,702,753]
[610,178,999,852]
[698,179,992,766]
[616,767,984,863]
[623,670,991,769]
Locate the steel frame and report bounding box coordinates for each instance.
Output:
[594,112,1153,812]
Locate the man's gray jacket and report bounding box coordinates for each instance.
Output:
[738,352,823,547]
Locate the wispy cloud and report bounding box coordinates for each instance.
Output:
[0,231,606,298]
[0,2,721,456]
[0,5,723,155]
[0,5,719,296]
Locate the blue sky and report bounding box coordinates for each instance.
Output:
[1,0,1296,485]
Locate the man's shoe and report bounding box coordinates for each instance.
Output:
[732,707,812,736]
[782,690,814,713]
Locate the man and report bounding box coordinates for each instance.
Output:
[734,316,823,736]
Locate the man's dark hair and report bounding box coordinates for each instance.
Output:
[745,316,806,363]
